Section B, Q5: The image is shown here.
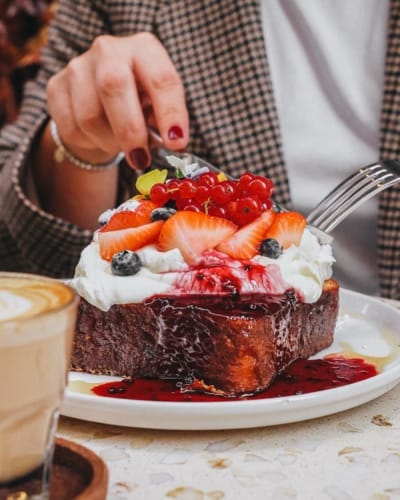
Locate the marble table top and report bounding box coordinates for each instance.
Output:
[58,298,400,500]
[58,384,400,500]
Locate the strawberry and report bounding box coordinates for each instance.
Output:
[100,200,158,232]
[263,211,306,249]
[99,220,163,261]
[216,210,275,259]
[157,211,237,264]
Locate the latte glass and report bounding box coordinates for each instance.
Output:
[0,272,78,500]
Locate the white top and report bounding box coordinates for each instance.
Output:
[261,0,389,295]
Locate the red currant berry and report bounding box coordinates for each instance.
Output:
[194,185,210,204]
[208,205,227,218]
[183,203,202,212]
[166,180,180,200]
[210,181,236,205]
[237,173,255,193]
[197,172,218,187]
[247,178,272,200]
[176,197,190,210]
[262,176,274,192]
[261,200,273,211]
[227,180,239,195]
[236,196,262,226]
[226,200,239,224]
[150,183,170,205]
[178,179,198,199]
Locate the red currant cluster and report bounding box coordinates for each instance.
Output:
[149,172,274,226]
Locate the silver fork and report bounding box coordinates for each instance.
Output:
[306,160,400,233]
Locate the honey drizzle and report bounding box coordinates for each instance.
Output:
[337,330,400,372]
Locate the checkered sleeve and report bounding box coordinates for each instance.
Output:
[0,0,113,278]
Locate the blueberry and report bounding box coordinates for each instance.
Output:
[111,250,142,276]
[151,207,177,221]
[259,238,283,259]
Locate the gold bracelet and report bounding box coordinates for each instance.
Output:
[49,120,124,172]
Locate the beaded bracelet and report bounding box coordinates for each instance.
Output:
[49,120,124,172]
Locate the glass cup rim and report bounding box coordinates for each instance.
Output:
[0,271,78,326]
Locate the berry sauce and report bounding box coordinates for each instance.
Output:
[91,355,377,402]
[164,250,289,298]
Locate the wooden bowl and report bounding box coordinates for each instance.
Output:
[50,437,108,500]
[0,438,107,500]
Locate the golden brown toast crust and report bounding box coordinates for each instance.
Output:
[71,280,339,395]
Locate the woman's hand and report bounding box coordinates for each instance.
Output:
[46,32,189,170]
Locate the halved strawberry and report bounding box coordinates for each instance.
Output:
[216,210,275,259]
[263,211,306,249]
[157,211,237,264]
[100,200,158,232]
[99,220,163,261]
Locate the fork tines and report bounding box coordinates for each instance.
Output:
[306,160,400,233]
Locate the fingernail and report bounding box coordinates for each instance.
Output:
[129,148,149,170]
[168,125,184,141]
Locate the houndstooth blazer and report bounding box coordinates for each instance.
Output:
[1,0,400,298]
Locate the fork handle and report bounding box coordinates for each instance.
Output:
[147,126,164,149]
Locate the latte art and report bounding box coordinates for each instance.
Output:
[0,291,32,322]
[0,276,74,323]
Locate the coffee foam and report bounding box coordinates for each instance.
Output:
[0,275,73,321]
[0,274,76,347]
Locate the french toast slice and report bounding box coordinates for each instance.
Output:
[71,279,338,396]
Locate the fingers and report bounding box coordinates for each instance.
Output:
[67,55,120,155]
[92,33,189,169]
[131,33,189,151]
[47,56,121,165]
[92,36,150,170]
[46,33,189,172]
[47,72,89,151]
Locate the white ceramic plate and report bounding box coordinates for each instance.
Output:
[61,289,400,430]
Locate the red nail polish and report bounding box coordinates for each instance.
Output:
[129,148,149,170]
[168,125,184,141]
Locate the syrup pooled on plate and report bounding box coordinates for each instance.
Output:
[91,355,378,402]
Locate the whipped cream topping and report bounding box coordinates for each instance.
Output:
[253,229,334,303]
[71,243,183,311]
[70,228,334,311]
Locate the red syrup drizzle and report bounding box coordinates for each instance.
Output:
[91,355,378,402]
